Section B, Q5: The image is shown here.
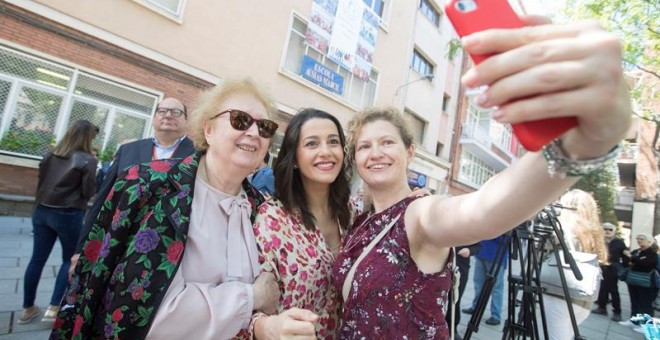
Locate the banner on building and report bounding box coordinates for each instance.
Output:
[306,0,379,80]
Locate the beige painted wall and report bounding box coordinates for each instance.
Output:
[31,0,422,127]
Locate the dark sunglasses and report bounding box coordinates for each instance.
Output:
[603,228,614,231]
[210,109,278,138]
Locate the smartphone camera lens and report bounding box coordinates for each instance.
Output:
[455,0,477,13]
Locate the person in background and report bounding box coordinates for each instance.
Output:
[329,17,631,339]
[462,235,508,326]
[250,153,275,197]
[251,108,352,339]
[69,97,195,276]
[19,120,98,324]
[51,78,280,339]
[543,189,608,340]
[619,233,658,333]
[446,241,481,340]
[593,222,627,321]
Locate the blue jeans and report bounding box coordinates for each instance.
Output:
[470,257,505,321]
[23,205,83,307]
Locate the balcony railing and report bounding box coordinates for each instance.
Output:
[615,188,635,207]
[618,143,639,162]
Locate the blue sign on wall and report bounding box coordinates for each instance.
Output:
[300,55,344,95]
[407,169,427,189]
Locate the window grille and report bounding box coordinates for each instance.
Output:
[0,45,158,159]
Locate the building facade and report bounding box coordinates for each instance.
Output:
[0,0,464,214]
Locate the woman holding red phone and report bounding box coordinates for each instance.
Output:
[327,16,631,340]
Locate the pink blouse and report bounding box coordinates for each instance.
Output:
[147,176,259,339]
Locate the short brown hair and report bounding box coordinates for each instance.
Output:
[346,107,415,165]
[188,77,277,152]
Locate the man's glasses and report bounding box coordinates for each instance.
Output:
[604,228,614,231]
[210,109,278,138]
[156,108,186,117]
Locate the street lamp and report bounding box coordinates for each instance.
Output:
[394,73,434,97]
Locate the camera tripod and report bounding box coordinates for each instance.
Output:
[463,206,586,340]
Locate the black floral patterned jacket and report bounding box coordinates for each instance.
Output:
[50,153,264,339]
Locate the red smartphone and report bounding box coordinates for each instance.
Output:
[445,0,577,151]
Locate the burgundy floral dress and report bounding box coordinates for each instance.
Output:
[333,196,454,339]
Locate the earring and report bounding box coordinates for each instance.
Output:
[293,164,298,169]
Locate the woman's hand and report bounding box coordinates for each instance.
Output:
[252,272,280,315]
[254,308,318,340]
[461,18,632,158]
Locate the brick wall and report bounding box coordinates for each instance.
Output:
[0,2,213,108]
[0,3,215,213]
[0,163,38,197]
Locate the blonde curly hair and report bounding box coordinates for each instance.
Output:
[188,77,277,152]
[345,107,415,166]
[558,189,608,264]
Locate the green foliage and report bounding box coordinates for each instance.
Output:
[563,0,658,76]
[445,38,462,61]
[0,129,54,156]
[572,160,620,224]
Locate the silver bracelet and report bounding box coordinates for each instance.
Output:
[542,139,622,178]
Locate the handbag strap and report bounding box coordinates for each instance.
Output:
[342,214,401,301]
[450,247,458,340]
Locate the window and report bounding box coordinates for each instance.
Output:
[436,142,443,157]
[412,50,434,78]
[363,0,386,18]
[420,0,440,27]
[442,93,451,112]
[0,46,159,159]
[136,0,185,19]
[282,15,379,109]
[490,121,513,151]
[405,111,426,145]
[458,150,495,188]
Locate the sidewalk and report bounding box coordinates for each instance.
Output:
[0,215,649,339]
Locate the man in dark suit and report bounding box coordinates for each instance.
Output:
[70,97,195,273]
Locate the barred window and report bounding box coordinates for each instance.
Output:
[458,150,495,188]
[0,46,158,159]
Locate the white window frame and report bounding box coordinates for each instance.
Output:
[280,13,380,109]
[419,0,441,28]
[0,45,160,159]
[412,49,434,79]
[133,0,186,21]
[458,150,495,188]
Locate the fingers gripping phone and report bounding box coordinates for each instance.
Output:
[445,0,577,151]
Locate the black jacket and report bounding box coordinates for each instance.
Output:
[75,137,195,252]
[607,237,628,266]
[36,151,97,210]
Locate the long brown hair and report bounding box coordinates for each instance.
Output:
[558,189,608,264]
[52,120,99,158]
[274,108,352,231]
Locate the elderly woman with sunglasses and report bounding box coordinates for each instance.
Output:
[51,78,281,340]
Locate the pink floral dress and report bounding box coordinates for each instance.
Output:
[333,196,454,339]
[253,200,341,339]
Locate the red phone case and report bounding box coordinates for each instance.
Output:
[444,0,577,151]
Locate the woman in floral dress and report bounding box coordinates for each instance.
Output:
[251,108,352,339]
[51,78,280,339]
[331,18,632,339]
